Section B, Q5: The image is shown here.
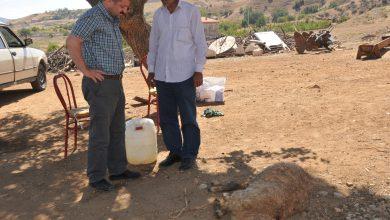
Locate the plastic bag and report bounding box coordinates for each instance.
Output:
[196,77,226,102]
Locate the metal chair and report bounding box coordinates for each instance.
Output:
[139,56,160,132]
[53,73,89,158]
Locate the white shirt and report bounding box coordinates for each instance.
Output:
[147,0,207,83]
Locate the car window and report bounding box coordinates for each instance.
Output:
[0,27,23,48]
[0,37,5,49]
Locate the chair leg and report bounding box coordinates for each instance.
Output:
[73,120,78,153]
[156,99,160,133]
[147,94,151,117]
[65,117,69,158]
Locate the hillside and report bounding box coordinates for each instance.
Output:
[6,0,389,51]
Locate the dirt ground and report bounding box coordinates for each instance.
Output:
[1,20,390,218]
[1,48,389,220]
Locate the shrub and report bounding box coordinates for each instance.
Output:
[47,42,60,53]
[293,0,305,11]
[303,5,320,14]
[19,28,32,38]
[272,9,289,22]
[241,7,267,27]
[329,2,339,9]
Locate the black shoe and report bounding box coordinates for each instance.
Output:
[179,158,196,171]
[89,179,114,192]
[159,153,181,167]
[109,170,141,181]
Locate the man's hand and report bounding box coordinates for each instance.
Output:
[147,72,155,88]
[193,72,203,87]
[84,69,105,83]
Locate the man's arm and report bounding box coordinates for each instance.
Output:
[191,7,207,87]
[146,11,160,87]
[66,36,104,83]
[67,14,104,83]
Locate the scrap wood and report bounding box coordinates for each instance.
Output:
[48,46,76,73]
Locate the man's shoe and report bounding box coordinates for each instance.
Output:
[179,158,196,171]
[159,153,181,167]
[89,179,114,191]
[109,170,141,181]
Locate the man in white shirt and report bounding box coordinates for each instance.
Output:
[147,0,207,171]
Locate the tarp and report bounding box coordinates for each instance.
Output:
[253,31,289,51]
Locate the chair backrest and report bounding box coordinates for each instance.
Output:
[139,55,151,89]
[53,73,77,117]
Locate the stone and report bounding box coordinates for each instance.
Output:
[318,191,328,196]
[244,43,258,54]
[334,192,343,198]
[252,49,264,56]
[206,49,217,59]
[235,44,245,56]
[223,163,314,219]
[199,183,208,190]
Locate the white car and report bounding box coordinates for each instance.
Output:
[0,21,48,91]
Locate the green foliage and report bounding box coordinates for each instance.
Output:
[31,26,40,32]
[336,15,349,23]
[303,5,320,14]
[51,8,85,20]
[329,2,339,9]
[19,28,32,38]
[272,9,289,23]
[200,7,208,17]
[257,20,332,33]
[241,7,267,27]
[47,42,60,53]
[277,15,296,23]
[293,0,305,11]
[219,21,250,37]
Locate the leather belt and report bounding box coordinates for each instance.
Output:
[103,74,123,80]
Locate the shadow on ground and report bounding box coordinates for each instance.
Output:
[0,89,35,108]
[0,115,388,219]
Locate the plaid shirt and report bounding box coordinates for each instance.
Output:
[71,2,125,75]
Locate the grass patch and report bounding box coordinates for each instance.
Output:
[256,20,332,33]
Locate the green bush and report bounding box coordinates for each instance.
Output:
[47,42,60,53]
[329,2,338,9]
[303,5,320,14]
[257,20,332,33]
[293,0,305,11]
[241,7,267,27]
[336,16,349,23]
[272,9,289,22]
[219,21,250,37]
[19,28,32,38]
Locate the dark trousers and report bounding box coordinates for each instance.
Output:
[82,77,127,183]
[156,77,200,159]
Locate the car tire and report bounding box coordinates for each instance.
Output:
[31,62,47,92]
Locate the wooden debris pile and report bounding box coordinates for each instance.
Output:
[47,46,76,73]
[294,28,335,54]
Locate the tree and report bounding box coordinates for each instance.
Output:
[86,0,150,59]
[19,28,32,38]
[272,9,289,23]
[241,7,267,28]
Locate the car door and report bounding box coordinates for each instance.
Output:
[0,32,14,85]
[0,26,35,81]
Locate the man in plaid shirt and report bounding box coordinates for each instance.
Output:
[67,0,140,192]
